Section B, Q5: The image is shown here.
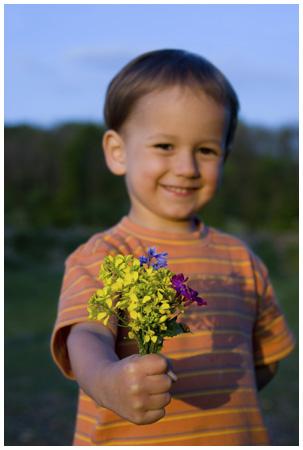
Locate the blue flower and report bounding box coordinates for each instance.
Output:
[139,248,168,270]
[147,247,157,258]
[139,255,149,266]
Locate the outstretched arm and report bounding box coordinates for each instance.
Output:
[67,321,173,425]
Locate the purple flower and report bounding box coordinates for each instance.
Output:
[171,273,189,294]
[171,273,207,306]
[186,287,207,306]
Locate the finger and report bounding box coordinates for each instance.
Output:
[140,353,169,375]
[145,374,172,394]
[141,408,166,425]
[147,392,171,410]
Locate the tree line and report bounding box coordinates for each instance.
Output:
[4,121,298,233]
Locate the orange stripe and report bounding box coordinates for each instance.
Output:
[254,314,285,334]
[89,406,259,432]
[169,257,251,266]
[255,326,291,346]
[60,304,88,315]
[177,366,252,379]
[208,242,247,251]
[74,432,94,444]
[53,317,116,336]
[117,328,251,347]
[98,425,267,445]
[191,273,256,284]
[165,347,250,359]
[61,286,97,302]
[187,309,253,320]
[203,291,256,304]
[255,339,295,366]
[118,224,205,245]
[77,413,96,424]
[174,386,253,400]
[61,274,94,295]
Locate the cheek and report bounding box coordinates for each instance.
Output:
[126,154,164,190]
[135,155,166,180]
[202,163,222,185]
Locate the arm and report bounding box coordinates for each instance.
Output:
[66,321,173,425]
[255,362,279,391]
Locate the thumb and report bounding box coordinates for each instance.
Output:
[166,357,178,382]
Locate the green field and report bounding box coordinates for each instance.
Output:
[5,233,298,445]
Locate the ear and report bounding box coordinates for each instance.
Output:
[102,129,126,175]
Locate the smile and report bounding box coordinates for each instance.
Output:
[161,185,199,196]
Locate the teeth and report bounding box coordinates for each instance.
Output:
[165,186,192,193]
[171,187,187,193]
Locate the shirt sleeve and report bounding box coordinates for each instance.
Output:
[50,244,118,379]
[251,252,295,366]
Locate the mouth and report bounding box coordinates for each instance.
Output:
[160,184,200,196]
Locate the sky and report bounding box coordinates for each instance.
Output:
[4,3,299,129]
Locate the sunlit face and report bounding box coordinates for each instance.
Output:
[119,85,228,232]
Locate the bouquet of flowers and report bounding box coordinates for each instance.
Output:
[88,248,206,355]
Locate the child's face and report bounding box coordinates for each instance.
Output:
[114,85,228,232]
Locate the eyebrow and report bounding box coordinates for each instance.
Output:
[148,133,223,146]
[147,133,176,140]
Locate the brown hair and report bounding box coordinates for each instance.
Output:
[104,49,240,158]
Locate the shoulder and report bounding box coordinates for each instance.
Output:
[63,220,146,268]
[65,224,123,265]
[208,226,267,273]
[208,226,251,251]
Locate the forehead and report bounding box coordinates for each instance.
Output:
[122,85,228,140]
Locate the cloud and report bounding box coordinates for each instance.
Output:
[64,47,135,72]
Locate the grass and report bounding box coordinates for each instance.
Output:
[4,232,298,445]
[5,267,78,445]
[258,273,298,445]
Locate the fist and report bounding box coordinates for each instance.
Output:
[103,353,174,425]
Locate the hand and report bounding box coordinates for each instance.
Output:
[99,353,174,425]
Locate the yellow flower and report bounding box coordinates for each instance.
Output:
[128,331,135,339]
[161,302,170,309]
[97,311,108,321]
[103,315,110,326]
[130,310,138,319]
[88,250,196,355]
[114,255,125,267]
[157,291,163,301]
[159,302,171,314]
[105,298,112,308]
[159,315,167,323]
[124,272,134,285]
[112,278,124,291]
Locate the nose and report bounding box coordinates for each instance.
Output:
[173,150,200,179]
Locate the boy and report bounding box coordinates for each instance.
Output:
[51,49,295,445]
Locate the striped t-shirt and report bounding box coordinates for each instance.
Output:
[51,216,295,445]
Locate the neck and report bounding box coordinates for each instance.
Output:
[128,210,200,234]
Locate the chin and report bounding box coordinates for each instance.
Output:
[163,211,195,222]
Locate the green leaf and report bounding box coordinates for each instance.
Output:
[164,319,189,337]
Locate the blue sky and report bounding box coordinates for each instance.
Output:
[5,4,299,128]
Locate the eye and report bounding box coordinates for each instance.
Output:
[154,143,173,150]
[198,147,217,155]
